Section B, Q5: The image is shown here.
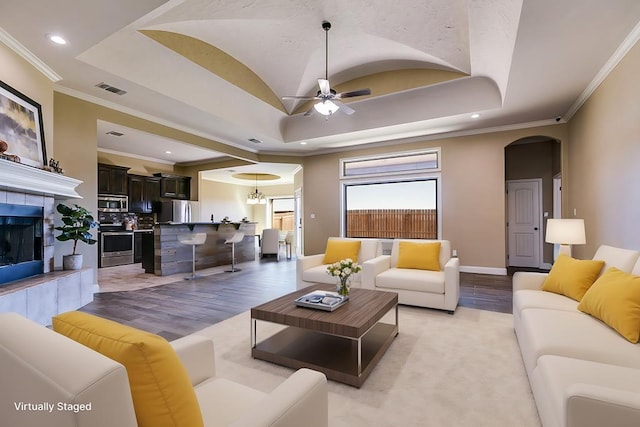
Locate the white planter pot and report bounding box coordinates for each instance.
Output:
[63,254,83,270]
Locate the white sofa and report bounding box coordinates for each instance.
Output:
[361,239,459,313]
[0,312,328,427]
[513,245,640,427]
[296,237,382,289]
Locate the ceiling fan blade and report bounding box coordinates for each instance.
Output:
[335,88,371,99]
[282,96,318,101]
[333,100,355,115]
[318,79,331,95]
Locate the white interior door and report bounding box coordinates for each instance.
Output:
[507,179,542,268]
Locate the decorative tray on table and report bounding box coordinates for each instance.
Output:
[295,290,349,311]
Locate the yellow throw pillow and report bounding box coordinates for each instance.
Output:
[53,311,203,427]
[323,240,361,264]
[542,254,604,301]
[396,241,441,271]
[578,267,640,343]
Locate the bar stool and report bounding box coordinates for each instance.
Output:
[225,232,245,272]
[177,232,207,280]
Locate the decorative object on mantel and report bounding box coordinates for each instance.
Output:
[44,158,64,174]
[241,217,249,223]
[0,80,47,168]
[0,139,21,163]
[55,203,98,270]
[221,216,231,224]
[326,258,362,296]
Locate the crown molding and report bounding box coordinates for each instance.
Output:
[0,27,62,82]
[565,20,640,120]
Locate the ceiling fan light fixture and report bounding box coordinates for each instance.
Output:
[314,100,340,116]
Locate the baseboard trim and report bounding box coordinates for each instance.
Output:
[460,266,508,276]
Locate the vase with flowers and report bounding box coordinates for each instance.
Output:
[326,258,362,296]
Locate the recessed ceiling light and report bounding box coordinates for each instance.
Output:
[165,151,171,154]
[471,113,480,119]
[300,142,307,145]
[47,34,67,45]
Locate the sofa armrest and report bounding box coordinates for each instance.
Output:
[170,334,216,386]
[512,271,548,292]
[362,255,391,290]
[230,368,328,427]
[296,254,327,288]
[444,257,460,311]
[566,383,640,427]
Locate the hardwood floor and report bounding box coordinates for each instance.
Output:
[82,256,515,340]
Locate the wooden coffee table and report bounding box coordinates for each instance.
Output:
[251,284,398,388]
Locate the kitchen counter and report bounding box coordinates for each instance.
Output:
[142,222,256,276]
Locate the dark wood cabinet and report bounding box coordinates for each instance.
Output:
[128,175,160,213]
[155,173,191,200]
[98,164,129,195]
[134,231,152,263]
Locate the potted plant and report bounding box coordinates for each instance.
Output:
[55,203,98,270]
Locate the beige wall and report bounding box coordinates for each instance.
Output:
[302,125,568,270]
[98,151,175,176]
[568,39,640,258]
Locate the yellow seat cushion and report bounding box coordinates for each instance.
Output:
[52,311,203,427]
[396,241,441,271]
[323,240,361,264]
[578,267,640,343]
[542,254,604,301]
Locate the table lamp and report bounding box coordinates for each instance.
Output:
[545,218,586,257]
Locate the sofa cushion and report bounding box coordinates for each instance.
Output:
[302,264,362,285]
[323,239,361,264]
[530,355,640,427]
[195,377,264,427]
[518,308,640,373]
[53,311,204,427]
[542,255,604,301]
[513,289,579,314]
[578,267,640,343]
[396,241,441,271]
[375,268,445,293]
[592,245,640,274]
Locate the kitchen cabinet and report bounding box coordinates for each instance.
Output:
[98,164,129,195]
[154,173,191,200]
[128,175,160,213]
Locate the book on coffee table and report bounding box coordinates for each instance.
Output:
[295,290,349,311]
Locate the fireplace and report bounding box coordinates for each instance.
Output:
[0,203,44,286]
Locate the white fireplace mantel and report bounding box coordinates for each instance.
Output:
[0,160,82,199]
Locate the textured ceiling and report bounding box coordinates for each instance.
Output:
[1,0,640,172]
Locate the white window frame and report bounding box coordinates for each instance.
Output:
[340,148,443,240]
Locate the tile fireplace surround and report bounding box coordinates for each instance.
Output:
[0,160,94,326]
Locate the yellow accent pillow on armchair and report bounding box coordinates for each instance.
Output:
[396,241,441,271]
[53,311,204,427]
[323,240,361,264]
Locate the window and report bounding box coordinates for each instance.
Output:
[341,149,441,240]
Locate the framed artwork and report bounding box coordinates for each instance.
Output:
[0,80,47,168]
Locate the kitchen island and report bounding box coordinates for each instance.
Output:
[142,222,256,276]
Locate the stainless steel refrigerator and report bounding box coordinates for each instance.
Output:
[156,200,200,223]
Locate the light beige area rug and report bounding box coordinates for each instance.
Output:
[194,306,541,427]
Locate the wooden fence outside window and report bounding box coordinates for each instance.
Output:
[346,209,437,239]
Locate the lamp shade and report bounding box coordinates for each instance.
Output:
[545,219,586,245]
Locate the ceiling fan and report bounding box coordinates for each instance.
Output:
[282,21,371,117]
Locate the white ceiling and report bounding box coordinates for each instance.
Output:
[1,0,640,182]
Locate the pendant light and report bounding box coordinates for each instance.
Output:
[247,174,266,205]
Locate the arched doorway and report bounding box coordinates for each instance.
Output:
[505,136,561,269]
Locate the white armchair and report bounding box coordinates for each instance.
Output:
[362,239,459,313]
[0,312,329,427]
[296,237,382,289]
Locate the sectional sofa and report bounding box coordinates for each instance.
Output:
[513,245,640,427]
